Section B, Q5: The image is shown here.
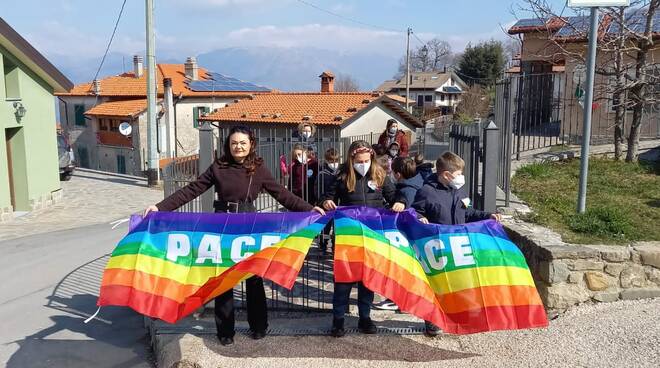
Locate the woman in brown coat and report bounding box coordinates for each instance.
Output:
[144,125,324,346]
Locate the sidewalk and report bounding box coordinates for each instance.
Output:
[0,168,163,241]
[150,298,660,367]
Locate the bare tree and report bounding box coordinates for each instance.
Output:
[334,73,360,92]
[516,0,659,162]
[396,38,454,77]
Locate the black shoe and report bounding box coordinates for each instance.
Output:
[330,318,345,338]
[251,330,267,340]
[357,318,377,334]
[424,321,441,337]
[218,336,234,345]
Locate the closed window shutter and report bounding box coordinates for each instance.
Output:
[74,105,86,126]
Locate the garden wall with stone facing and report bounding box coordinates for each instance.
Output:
[504,220,660,311]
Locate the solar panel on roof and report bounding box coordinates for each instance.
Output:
[555,16,590,37]
[188,72,271,92]
[443,86,462,93]
[512,18,547,28]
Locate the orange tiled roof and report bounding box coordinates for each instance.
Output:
[84,99,149,118]
[199,92,423,128]
[57,64,265,98]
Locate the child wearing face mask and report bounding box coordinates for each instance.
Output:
[412,151,502,225]
[289,143,318,204]
[321,140,406,338]
[315,148,340,254]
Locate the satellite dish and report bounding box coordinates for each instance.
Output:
[119,122,132,136]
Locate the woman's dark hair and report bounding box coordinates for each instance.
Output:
[386,119,398,130]
[218,125,263,175]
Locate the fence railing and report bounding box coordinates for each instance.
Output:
[446,122,500,213]
[495,71,660,159]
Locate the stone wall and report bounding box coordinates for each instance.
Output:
[505,220,660,311]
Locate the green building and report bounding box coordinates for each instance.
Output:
[0,18,73,221]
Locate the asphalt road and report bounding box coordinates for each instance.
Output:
[0,223,154,368]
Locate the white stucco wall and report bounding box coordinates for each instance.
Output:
[340,103,418,142]
[173,98,234,156]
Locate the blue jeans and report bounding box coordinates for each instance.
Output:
[332,282,374,319]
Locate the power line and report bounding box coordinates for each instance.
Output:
[412,31,429,48]
[294,0,404,33]
[91,0,128,85]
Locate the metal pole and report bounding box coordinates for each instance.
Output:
[145,0,160,186]
[405,27,411,112]
[482,121,500,213]
[577,7,599,213]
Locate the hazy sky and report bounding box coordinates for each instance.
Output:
[4,0,570,62]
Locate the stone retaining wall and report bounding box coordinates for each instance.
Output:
[505,220,660,311]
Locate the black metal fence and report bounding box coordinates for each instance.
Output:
[495,71,660,159]
[162,124,429,312]
[445,122,500,213]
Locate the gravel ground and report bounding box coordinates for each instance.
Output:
[157,298,660,368]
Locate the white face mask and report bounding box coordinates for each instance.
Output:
[302,132,312,139]
[297,153,307,163]
[353,161,371,177]
[449,174,466,190]
[388,127,397,135]
[389,149,399,157]
[328,162,338,170]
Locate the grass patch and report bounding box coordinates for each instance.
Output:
[512,158,660,244]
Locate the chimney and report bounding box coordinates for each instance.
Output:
[163,78,175,158]
[133,55,144,78]
[184,57,199,81]
[319,71,335,93]
[92,79,101,95]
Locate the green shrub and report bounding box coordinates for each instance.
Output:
[568,206,634,240]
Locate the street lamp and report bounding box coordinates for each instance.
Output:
[13,101,26,119]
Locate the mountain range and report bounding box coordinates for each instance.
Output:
[52,47,401,91]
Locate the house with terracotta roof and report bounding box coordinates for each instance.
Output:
[507,11,659,141]
[199,72,424,159]
[56,56,270,175]
[375,70,468,116]
[0,17,73,221]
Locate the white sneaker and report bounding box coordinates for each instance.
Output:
[373,300,399,311]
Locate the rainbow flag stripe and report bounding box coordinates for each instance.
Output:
[98,211,328,323]
[98,208,547,333]
[333,207,548,334]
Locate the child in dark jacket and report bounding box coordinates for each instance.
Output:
[387,156,440,337]
[288,143,318,204]
[412,151,502,225]
[414,153,434,182]
[316,148,340,253]
[392,157,424,207]
[321,140,406,338]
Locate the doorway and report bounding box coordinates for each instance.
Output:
[4,127,28,211]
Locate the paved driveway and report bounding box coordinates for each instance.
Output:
[0,169,164,241]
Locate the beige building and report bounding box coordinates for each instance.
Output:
[376,71,468,116]
[508,15,659,142]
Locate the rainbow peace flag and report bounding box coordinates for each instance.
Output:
[98,208,547,333]
[98,211,328,323]
[334,207,548,334]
